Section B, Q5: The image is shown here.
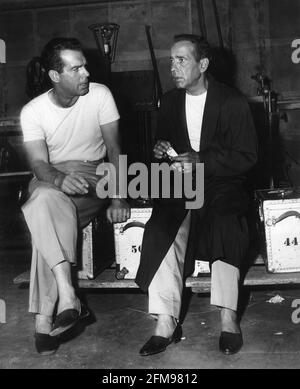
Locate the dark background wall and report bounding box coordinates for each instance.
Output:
[0,0,275,116]
[1,0,300,187]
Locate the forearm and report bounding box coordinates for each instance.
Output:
[200,147,257,177]
[31,160,66,187]
[106,145,125,197]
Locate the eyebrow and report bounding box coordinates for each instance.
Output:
[71,62,87,70]
[170,55,187,59]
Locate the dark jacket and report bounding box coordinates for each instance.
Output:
[135,77,258,291]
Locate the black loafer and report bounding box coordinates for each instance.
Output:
[49,304,90,337]
[139,324,182,356]
[35,332,59,355]
[219,331,243,355]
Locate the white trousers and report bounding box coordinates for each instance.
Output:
[22,180,105,316]
[148,211,240,320]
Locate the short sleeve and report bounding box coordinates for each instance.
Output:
[20,103,45,142]
[97,86,120,126]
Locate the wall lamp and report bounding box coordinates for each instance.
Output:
[88,23,119,64]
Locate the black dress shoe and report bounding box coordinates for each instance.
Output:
[219,331,243,355]
[139,324,182,356]
[49,304,90,337]
[35,332,59,355]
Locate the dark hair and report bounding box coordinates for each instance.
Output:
[173,34,212,62]
[40,37,83,73]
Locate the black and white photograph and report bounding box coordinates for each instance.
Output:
[1,0,300,375]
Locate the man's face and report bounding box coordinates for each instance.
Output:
[170,41,206,93]
[58,49,90,96]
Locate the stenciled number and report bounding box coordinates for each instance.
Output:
[284,237,298,246]
[131,245,142,253]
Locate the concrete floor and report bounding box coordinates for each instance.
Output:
[1,194,300,370]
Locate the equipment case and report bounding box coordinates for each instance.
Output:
[255,188,300,273]
[114,207,153,279]
[77,214,115,279]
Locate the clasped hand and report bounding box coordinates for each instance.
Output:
[106,198,131,224]
[59,173,90,195]
[59,173,130,223]
[153,140,200,173]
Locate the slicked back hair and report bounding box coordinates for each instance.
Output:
[173,34,212,63]
[41,37,83,74]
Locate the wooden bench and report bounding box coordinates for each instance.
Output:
[13,265,300,293]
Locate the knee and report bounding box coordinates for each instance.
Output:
[33,186,62,201]
[29,186,70,211]
[23,184,77,223]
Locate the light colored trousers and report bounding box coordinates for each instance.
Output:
[22,179,105,316]
[148,211,240,320]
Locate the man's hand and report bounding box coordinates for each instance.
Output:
[153,140,172,160]
[57,173,90,195]
[106,199,131,223]
[171,151,200,173]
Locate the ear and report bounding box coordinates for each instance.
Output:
[48,69,60,83]
[199,58,209,73]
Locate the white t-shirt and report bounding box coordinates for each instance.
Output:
[20,82,120,164]
[185,91,207,152]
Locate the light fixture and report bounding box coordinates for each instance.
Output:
[89,23,119,64]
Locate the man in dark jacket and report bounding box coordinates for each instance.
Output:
[135,34,257,356]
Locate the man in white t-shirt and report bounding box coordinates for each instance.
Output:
[20,37,130,355]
